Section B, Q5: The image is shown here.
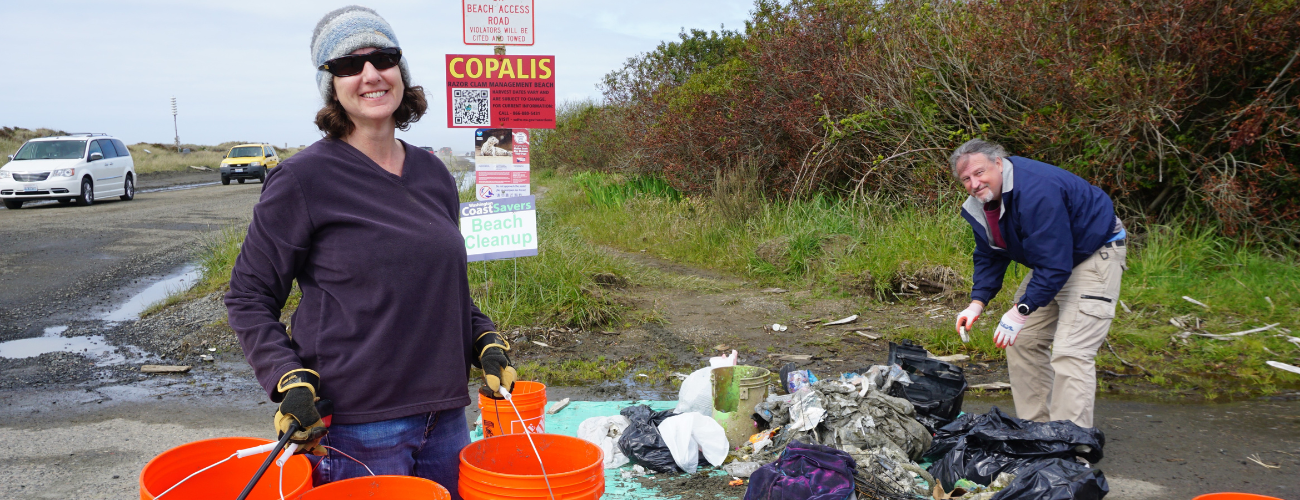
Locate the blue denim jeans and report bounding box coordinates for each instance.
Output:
[311,407,470,499]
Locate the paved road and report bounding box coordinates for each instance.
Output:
[0,172,261,337]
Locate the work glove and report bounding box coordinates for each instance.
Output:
[475,331,516,398]
[993,308,1028,349]
[955,301,984,335]
[273,368,328,456]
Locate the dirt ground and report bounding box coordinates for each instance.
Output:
[0,176,1297,499]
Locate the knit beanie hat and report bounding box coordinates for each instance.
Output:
[310,5,411,102]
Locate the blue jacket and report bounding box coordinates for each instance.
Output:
[960,156,1120,313]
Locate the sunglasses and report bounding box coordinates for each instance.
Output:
[318,47,402,77]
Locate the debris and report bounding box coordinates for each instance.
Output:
[188,165,212,172]
[933,354,970,363]
[768,353,813,362]
[769,323,788,332]
[1182,296,1210,309]
[620,465,648,479]
[1224,323,1280,336]
[532,341,550,347]
[143,149,152,154]
[855,331,881,340]
[1266,361,1300,375]
[1265,296,1275,311]
[199,354,214,362]
[207,347,216,352]
[723,461,762,478]
[728,478,745,486]
[657,412,728,473]
[970,382,1012,391]
[546,398,570,414]
[761,288,788,294]
[577,415,630,468]
[1119,300,1131,313]
[636,373,649,378]
[714,344,728,351]
[140,365,191,374]
[1247,453,1281,469]
[823,314,859,326]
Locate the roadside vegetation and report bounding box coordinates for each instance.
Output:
[525,0,1300,398]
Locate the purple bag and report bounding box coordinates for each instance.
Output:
[744,441,857,500]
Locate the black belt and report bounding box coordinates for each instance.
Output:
[1103,239,1126,248]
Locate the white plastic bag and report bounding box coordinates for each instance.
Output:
[656,412,729,474]
[709,349,738,367]
[674,366,715,416]
[576,415,631,468]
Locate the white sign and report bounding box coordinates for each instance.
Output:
[462,0,534,46]
[460,196,538,262]
[474,129,530,200]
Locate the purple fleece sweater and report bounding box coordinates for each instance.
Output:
[225,138,495,424]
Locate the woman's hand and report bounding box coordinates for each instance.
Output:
[475,331,516,397]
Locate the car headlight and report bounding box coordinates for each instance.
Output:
[50,168,76,177]
[0,171,10,179]
[250,162,262,167]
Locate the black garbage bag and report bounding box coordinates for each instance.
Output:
[617,404,680,473]
[991,458,1108,500]
[886,340,967,433]
[927,407,1105,490]
[923,411,983,462]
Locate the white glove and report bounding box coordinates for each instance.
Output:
[994,308,1028,348]
[955,301,984,336]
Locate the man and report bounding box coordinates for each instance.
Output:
[950,139,1126,428]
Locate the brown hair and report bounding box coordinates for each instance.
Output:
[314,84,427,139]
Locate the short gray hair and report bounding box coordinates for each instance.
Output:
[949,139,1009,177]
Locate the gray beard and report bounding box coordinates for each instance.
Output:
[977,191,996,204]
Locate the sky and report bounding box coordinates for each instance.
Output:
[0,0,752,152]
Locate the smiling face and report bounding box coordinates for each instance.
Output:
[333,47,403,132]
[956,153,1004,203]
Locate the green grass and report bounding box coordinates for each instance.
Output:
[539,169,1300,398]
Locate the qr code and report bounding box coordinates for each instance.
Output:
[451,88,490,126]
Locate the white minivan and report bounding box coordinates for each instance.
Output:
[0,133,136,209]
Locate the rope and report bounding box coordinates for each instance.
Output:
[153,452,236,498]
[501,388,555,500]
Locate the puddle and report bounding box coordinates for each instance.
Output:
[101,264,201,322]
[0,326,151,366]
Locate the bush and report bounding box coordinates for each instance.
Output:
[536,0,1300,246]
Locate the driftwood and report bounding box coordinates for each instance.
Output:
[140,365,191,374]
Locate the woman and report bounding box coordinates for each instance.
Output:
[225,6,515,494]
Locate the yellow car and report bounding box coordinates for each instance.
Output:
[220,143,280,185]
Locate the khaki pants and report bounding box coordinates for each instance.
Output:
[1006,245,1126,428]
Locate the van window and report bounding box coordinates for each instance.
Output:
[112,139,131,158]
[12,140,86,160]
[88,140,103,159]
[97,139,119,158]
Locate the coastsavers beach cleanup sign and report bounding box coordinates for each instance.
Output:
[460,196,537,262]
[462,0,533,45]
[474,128,530,200]
[446,54,555,129]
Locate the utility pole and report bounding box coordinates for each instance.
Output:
[171,97,180,152]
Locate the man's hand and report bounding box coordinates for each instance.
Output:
[273,369,328,455]
[993,308,1028,348]
[476,331,516,397]
[955,301,984,335]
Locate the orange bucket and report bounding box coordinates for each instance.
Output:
[298,475,451,499]
[459,433,604,500]
[1193,494,1285,500]
[478,381,547,437]
[139,437,312,500]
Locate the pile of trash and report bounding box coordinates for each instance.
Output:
[573,340,1110,500]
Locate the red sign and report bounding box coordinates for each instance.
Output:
[462,0,534,46]
[446,55,556,129]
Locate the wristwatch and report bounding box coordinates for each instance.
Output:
[1016,303,1031,316]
